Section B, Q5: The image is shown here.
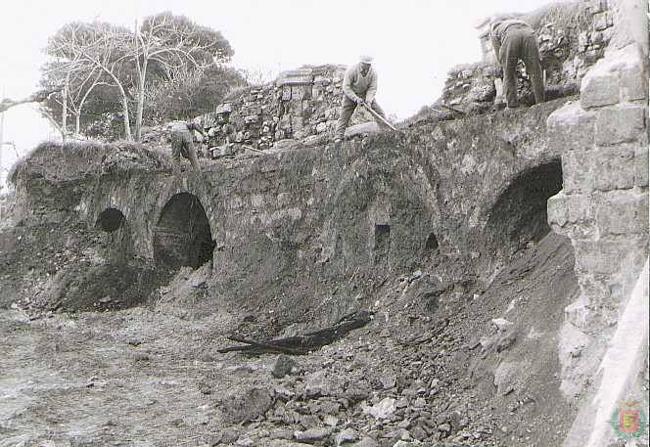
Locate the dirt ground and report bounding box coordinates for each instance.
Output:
[1,231,578,447]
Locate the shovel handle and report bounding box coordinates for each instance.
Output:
[362,103,398,131]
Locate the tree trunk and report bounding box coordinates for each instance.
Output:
[76,78,103,138]
[61,74,69,141]
[110,79,132,140]
[120,94,132,141]
[96,64,132,141]
[134,59,147,142]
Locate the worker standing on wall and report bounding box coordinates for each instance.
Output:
[334,55,391,144]
[490,19,545,108]
[169,120,206,174]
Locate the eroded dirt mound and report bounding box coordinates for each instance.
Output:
[0,210,172,313]
[50,262,173,312]
[10,141,169,184]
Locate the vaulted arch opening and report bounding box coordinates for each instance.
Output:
[485,159,563,259]
[153,193,215,269]
[96,208,125,232]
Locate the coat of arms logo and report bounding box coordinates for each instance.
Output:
[610,400,648,440]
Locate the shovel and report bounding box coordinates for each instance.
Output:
[361,102,399,132]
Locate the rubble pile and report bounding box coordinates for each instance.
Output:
[206,232,575,447]
[535,0,613,87]
[216,334,498,447]
[440,63,500,115]
[10,141,168,183]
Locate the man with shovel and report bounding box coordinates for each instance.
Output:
[334,55,395,144]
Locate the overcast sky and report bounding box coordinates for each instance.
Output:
[0,0,559,188]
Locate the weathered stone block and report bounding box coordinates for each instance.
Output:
[596,190,648,236]
[620,60,648,102]
[561,144,640,193]
[215,103,232,114]
[580,44,647,107]
[573,240,615,275]
[548,192,597,239]
[580,72,619,109]
[291,86,306,100]
[575,275,612,317]
[277,75,313,87]
[591,145,636,191]
[595,104,646,146]
[548,193,568,228]
[574,237,647,275]
[601,26,614,43]
[634,146,649,187]
[562,151,592,194]
[220,387,275,424]
[315,122,328,133]
[593,11,610,31]
[547,102,596,151]
[592,31,604,45]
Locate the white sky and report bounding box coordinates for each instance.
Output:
[0,0,559,188]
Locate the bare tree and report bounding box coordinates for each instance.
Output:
[132,12,233,140]
[39,61,109,138]
[67,68,111,135]
[48,22,134,140]
[42,16,234,141]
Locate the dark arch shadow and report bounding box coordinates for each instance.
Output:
[484,159,563,259]
[154,193,215,269]
[96,208,126,232]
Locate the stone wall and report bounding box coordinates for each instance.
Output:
[544,0,648,443]
[195,65,375,153]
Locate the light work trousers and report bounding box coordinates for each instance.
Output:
[334,97,388,140]
[171,130,200,172]
[500,27,545,107]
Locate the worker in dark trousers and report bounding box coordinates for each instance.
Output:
[334,55,391,143]
[169,120,206,173]
[490,19,544,108]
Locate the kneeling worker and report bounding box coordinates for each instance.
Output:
[490,19,544,108]
[169,120,206,173]
[334,55,390,143]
